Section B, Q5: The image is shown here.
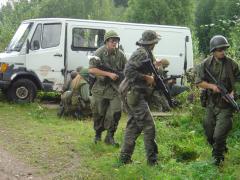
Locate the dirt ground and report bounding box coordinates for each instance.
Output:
[0,147,42,180]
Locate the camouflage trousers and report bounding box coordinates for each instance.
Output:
[203,106,233,159]
[120,89,158,162]
[91,95,122,134]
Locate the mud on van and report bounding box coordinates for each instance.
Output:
[0,18,193,102]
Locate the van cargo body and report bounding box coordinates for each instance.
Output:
[0,18,193,102]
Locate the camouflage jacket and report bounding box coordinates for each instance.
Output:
[90,45,127,99]
[195,55,239,107]
[124,46,155,93]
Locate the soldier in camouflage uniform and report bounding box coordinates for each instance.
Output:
[57,70,78,117]
[59,69,91,118]
[119,30,160,166]
[157,58,188,97]
[89,30,127,146]
[149,58,171,112]
[155,58,169,78]
[195,35,239,166]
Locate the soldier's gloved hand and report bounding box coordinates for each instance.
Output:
[144,75,155,86]
[108,72,119,81]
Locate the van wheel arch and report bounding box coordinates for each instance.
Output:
[7,78,37,103]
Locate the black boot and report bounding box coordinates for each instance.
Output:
[213,156,224,166]
[119,154,132,165]
[147,159,158,166]
[104,131,119,147]
[94,131,102,144]
[147,156,158,166]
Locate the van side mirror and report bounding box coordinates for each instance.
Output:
[33,40,40,50]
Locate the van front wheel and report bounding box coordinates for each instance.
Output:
[8,79,37,103]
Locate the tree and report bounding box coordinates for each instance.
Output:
[0,0,39,50]
[38,0,115,20]
[125,0,195,27]
[195,0,240,55]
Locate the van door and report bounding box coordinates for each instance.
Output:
[26,22,65,91]
[154,31,186,76]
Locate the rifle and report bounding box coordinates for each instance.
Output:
[89,64,124,93]
[142,58,173,107]
[205,67,239,111]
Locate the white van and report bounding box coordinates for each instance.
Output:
[0,18,193,102]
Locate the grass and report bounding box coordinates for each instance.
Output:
[0,92,240,179]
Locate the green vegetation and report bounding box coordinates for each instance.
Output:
[1,0,240,60]
[0,0,240,179]
[1,92,240,179]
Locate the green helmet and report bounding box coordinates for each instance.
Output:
[136,30,161,45]
[104,30,120,43]
[209,35,230,52]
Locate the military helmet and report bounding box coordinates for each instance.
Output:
[104,30,120,43]
[70,71,78,79]
[209,35,230,52]
[160,58,170,66]
[136,30,161,45]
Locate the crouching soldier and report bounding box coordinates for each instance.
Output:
[58,68,91,119]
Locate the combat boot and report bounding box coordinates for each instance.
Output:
[213,156,224,166]
[104,131,119,147]
[147,154,158,166]
[147,160,158,166]
[119,154,133,165]
[94,131,102,144]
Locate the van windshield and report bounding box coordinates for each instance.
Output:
[6,22,33,52]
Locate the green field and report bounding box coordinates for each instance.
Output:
[0,92,240,180]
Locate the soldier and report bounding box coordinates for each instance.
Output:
[157,58,188,97]
[57,70,78,117]
[119,30,160,166]
[62,71,78,92]
[195,35,239,166]
[155,58,170,78]
[89,30,127,146]
[149,58,171,112]
[59,68,91,118]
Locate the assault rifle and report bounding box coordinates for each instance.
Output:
[142,58,173,107]
[205,67,239,111]
[89,64,124,93]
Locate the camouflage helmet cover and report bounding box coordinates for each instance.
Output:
[210,35,230,52]
[104,30,120,43]
[136,30,161,45]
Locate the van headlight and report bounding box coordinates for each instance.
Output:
[0,63,9,73]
